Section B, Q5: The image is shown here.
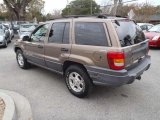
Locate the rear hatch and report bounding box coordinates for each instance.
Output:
[113,19,149,68]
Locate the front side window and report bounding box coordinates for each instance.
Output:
[31,24,49,42]
[49,22,70,44]
[75,22,108,46]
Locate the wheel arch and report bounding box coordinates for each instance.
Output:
[14,47,22,53]
[63,61,89,75]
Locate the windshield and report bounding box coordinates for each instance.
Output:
[13,24,19,28]
[114,20,145,47]
[3,24,9,29]
[0,29,4,35]
[20,25,37,32]
[148,25,160,32]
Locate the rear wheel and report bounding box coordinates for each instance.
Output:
[65,65,93,98]
[16,50,30,69]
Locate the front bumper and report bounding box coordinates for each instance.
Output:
[149,40,160,47]
[85,56,151,86]
[0,41,5,46]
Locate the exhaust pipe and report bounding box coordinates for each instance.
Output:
[136,76,141,80]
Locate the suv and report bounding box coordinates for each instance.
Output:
[14,16,151,98]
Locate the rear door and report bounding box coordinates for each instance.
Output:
[113,20,148,67]
[44,21,71,72]
[71,20,111,68]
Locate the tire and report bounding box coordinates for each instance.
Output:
[65,65,93,98]
[4,40,8,48]
[16,50,30,69]
[9,36,11,42]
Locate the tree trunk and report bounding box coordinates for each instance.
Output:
[3,0,32,21]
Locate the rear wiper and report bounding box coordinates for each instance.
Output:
[124,35,133,46]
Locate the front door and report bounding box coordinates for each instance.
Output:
[25,24,49,66]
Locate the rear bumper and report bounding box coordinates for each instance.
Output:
[85,56,151,86]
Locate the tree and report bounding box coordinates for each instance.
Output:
[115,4,157,22]
[3,0,32,20]
[52,10,62,19]
[62,0,101,16]
[26,0,45,21]
[110,0,123,15]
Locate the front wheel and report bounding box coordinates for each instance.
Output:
[4,40,8,48]
[16,50,30,69]
[65,65,93,98]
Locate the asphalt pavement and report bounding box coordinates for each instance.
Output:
[0,38,160,120]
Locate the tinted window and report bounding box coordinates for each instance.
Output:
[49,22,70,44]
[75,22,108,46]
[114,20,145,47]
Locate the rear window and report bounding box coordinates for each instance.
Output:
[114,20,145,47]
[75,22,108,46]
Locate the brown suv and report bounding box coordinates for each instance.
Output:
[14,16,151,98]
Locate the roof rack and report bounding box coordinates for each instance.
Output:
[63,15,93,18]
[50,14,127,20]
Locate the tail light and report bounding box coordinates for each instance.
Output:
[107,52,125,70]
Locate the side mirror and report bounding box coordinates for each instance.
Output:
[49,30,53,37]
[22,36,30,41]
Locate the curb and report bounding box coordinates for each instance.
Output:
[0,89,32,120]
[0,92,16,120]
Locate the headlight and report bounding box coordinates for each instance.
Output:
[152,36,160,41]
[20,35,24,39]
[0,36,5,41]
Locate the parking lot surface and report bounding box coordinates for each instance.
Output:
[0,39,160,120]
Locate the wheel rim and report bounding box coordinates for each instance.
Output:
[68,72,85,93]
[17,53,24,66]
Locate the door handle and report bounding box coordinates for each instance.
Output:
[37,45,43,49]
[61,48,69,52]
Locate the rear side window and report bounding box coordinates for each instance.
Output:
[114,20,145,47]
[75,22,108,46]
[49,22,70,44]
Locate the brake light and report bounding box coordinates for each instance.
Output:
[107,52,125,70]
